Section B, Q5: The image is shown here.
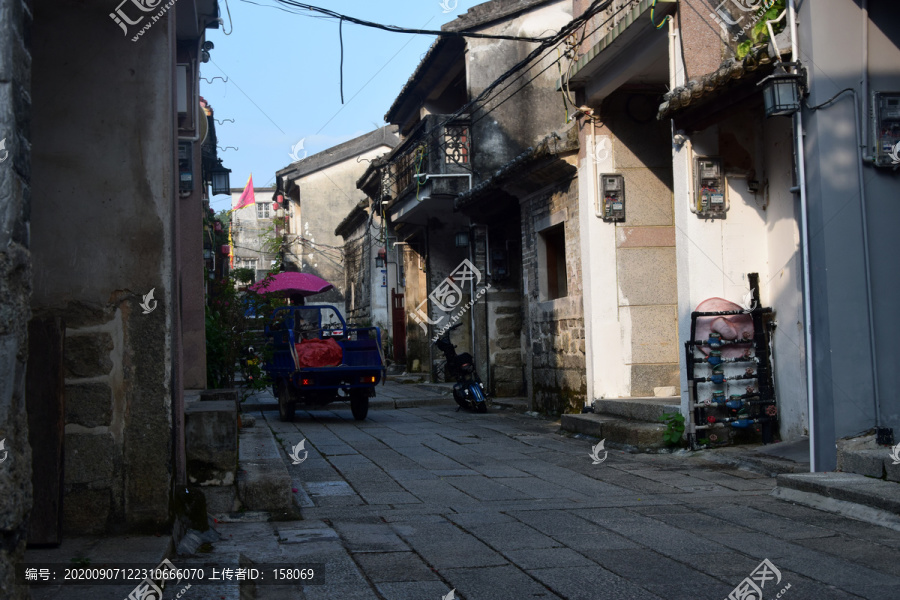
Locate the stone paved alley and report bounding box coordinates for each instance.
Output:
[160,394,900,600]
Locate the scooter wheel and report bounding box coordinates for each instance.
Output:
[278,380,296,422]
[350,390,369,421]
[475,401,487,414]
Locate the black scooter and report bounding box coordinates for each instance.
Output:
[433,323,488,413]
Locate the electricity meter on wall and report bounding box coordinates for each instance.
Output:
[695,157,726,218]
[872,92,900,167]
[178,142,193,192]
[600,173,625,222]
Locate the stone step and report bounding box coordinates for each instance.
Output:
[236,425,292,512]
[561,413,668,450]
[836,434,900,482]
[773,472,900,532]
[590,396,680,423]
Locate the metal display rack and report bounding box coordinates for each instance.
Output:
[684,276,778,450]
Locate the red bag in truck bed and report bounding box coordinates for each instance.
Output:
[294,337,343,368]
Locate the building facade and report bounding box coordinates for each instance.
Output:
[229,186,280,283]
[362,0,582,409]
[275,126,399,313]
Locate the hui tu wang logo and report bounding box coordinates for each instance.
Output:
[0,138,8,163]
[289,138,307,162]
[139,288,158,314]
[739,289,758,314]
[591,135,611,165]
[109,0,179,42]
[410,258,492,340]
[289,439,309,465]
[589,439,608,465]
[889,140,900,165]
[709,0,780,42]
[0,438,8,464]
[726,558,789,600]
[889,442,900,465]
[438,0,458,13]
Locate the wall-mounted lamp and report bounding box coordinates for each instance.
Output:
[201,41,214,63]
[454,231,470,247]
[375,247,387,268]
[758,64,804,118]
[210,159,231,196]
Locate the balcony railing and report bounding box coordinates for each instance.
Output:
[382,114,470,203]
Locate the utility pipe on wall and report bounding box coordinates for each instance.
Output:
[861,0,869,157]
[787,0,818,472]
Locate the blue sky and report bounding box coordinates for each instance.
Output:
[203,0,467,209]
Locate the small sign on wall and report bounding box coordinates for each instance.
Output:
[381,269,387,287]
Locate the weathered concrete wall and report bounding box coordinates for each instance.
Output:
[30,1,174,533]
[0,0,32,595]
[181,142,206,390]
[459,0,573,174]
[521,175,586,413]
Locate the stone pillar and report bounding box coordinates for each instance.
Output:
[0,0,33,597]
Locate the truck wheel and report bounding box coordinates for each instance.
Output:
[278,380,296,422]
[350,391,369,421]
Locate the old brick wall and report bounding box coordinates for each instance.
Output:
[401,243,430,373]
[342,224,372,324]
[520,175,586,414]
[485,212,525,397]
[0,0,33,596]
[29,1,175,535]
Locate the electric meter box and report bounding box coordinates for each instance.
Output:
[600,173,625,222]
[695,157,727,218]
[872,92,900,167]
[178,142,193,191]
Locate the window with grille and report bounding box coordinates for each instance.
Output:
[444,125,470,164]
[257,203,270,219]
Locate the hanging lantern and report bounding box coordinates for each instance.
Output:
[376,248,387,268]
[758,65,804,117]
[210,159,232,196]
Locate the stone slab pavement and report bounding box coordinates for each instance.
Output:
[241,379,456,412]
[174,403,900,600]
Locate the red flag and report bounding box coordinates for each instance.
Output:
[234,174,255,210]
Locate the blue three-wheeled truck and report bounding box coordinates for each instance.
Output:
[263,305,385,421]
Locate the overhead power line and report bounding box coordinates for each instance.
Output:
[261,1,554,43]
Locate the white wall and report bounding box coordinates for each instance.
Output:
[579,130,629,399]
[673,115,807,441]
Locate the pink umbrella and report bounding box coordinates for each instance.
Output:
[249,272,334,297]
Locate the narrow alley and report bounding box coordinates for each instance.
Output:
[164,394,900,599]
